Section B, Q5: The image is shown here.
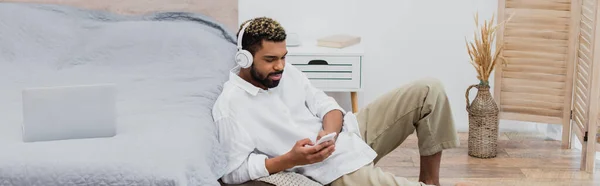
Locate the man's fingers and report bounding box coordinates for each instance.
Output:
[300,139,334,156]
[297,138,313,146]
[319,145,335,160]
[327,145,336,156]
[309,141,332,154]
[306,144,335,163]
[308,143,325,154]
[321,145,335,157]
[318,140,334,149]
[300,143,322,155]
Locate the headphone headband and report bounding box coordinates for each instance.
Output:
[235,20,254,69]
[237,21,253,50]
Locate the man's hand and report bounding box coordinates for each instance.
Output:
[265,138,336,174]
[316,130,339,142]
[284,138,335,167]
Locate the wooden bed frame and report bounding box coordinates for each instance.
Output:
[1,0,239,32]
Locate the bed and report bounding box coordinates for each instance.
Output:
[0,1,240,185]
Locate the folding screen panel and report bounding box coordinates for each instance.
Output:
[495,0,577,148]
[572,0,593,148]
[496,0,597,173]
[572,0,598,172]
[572,0,600,171]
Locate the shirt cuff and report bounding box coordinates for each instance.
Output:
[248,153,270,180]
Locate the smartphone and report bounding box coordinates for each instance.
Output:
[315,132,336,145]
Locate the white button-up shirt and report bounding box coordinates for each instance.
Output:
[212,63,377,185]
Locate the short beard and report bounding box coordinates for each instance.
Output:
[250,65,283,89]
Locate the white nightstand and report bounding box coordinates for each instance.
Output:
[286,40,364,113]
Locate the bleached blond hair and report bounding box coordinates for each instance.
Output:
[237,17,287,55]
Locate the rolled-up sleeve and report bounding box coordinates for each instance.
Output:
[215,116,270,184]
[299,70,346,120]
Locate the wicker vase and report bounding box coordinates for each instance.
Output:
[466,83,499,158]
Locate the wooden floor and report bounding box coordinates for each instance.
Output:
[376,132,600,186]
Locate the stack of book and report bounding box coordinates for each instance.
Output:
[317,34,361,48]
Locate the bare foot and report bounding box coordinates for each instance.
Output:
[420,180,441,186]
[421,180,440,186]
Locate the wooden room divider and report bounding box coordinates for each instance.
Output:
[495,0,598,173]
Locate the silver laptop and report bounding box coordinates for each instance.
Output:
[21,84,117,142]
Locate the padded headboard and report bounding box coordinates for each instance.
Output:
[1,0,239,32]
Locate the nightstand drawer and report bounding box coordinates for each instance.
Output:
[287,55,361,90]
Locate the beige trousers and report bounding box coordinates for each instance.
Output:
[330,78,460,186]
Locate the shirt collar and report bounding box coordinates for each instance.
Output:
[229,65,262,96]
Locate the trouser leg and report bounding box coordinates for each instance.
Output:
[330,163,427,186]
[358,77,459,160]
[330,78,459,186]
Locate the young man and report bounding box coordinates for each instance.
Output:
[212,17,460,186]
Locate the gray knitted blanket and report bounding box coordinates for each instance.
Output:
[257,172,322,186]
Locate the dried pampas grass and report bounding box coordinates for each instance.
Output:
[466,12,513,85]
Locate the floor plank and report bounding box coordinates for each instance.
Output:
[376,132,600,186]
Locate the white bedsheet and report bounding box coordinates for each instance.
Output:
[0,3,237,186]
[0,107,221,186]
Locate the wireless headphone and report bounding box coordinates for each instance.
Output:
[236,21,253,68]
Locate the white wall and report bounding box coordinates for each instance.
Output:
[238,0,553,134]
